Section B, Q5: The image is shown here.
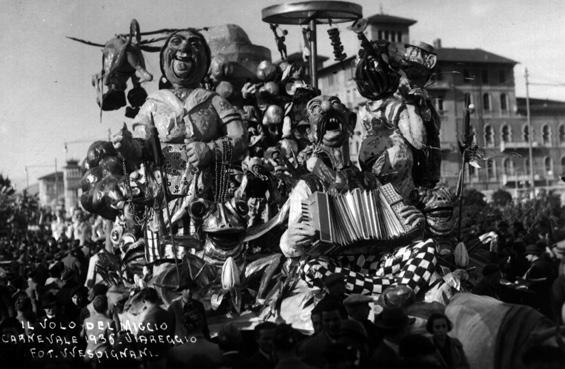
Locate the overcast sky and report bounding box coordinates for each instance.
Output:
[1,0,564,189]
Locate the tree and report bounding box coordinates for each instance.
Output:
[491,189,513,208]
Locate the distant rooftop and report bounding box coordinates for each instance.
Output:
[516,97,565,115]
[437,48,518,65]
[366,13,417,26]
[37,172,63,181]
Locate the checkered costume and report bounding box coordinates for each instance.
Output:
[300,238,437,295]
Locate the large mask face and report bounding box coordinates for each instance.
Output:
[416,185,457,237]
[160,29,211,88]
[306,96,352,148]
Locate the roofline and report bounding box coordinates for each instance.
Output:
[437,48,518,65]
[318,55,356,75]
[366,13,417,26]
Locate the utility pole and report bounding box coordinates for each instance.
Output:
[54,158,59,209]
[525,68,535,198]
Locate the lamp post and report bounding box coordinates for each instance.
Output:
[525,67,535,198]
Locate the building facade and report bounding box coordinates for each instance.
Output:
[316,12,565,200]
[37,172,64,211]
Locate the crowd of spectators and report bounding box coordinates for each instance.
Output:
[0,208,564,369]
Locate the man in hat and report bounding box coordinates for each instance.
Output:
[343,294,381,351]
[369,307,414,368]
[523,242,558,317]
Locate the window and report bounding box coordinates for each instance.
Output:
[525,158,531,174]
[500,93,508,111]
[464,92,473,107]
[328,73,336,87]
[487,159,496,179]
[378,30,383,40]
[523,125,529,142]
[542,124,551,145]
[481,70,488,84]
[561,157,565,174]
[544,157,553,173]
[501,125,511,143]
[384,30,389,41]
[503,159,515,175]
[483,93,491,111]
[559,125,565,143]
[435,97,444,112]
[397,32,402,42]
[484,125,494,147]
[463,69,471,82]
[499,70,506,83]
[469,164,478,178]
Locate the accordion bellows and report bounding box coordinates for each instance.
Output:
[301,183,421,254]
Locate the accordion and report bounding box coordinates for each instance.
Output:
[301,183,420,254]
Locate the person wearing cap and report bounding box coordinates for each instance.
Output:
[343,294,381,353]
[369,307,414,368]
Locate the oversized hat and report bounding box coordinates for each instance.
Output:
[343,294,375,306]
[374,307,415,331]
[405,41,437,55]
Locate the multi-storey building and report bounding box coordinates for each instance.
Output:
[316,12,565,200]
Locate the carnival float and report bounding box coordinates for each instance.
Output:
[68,3,564,363]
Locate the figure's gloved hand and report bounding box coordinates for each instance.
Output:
[241,82,258,100]
[288,222,316,247]
[185,140,213,168]
[281,222,316,258]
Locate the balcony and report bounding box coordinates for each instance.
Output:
[500,141,540,152]
[501,174,541,186]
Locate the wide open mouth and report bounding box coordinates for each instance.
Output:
[320,115,345,146]
[205,228,246,250]
[172,50,195,79]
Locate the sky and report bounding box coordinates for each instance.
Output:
[1,0,565,190]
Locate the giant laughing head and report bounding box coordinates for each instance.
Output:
[160,29,211,88]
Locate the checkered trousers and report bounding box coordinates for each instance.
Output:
[301,239,437,295]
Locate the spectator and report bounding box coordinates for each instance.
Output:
[524,243,558,317]
[399,334,446,369]
[522,344,565,369]
[81,295,116,366]
[217,322,253,369]
[168,286,210,340]
[472,263,502,299]
[300,297,345,368]
[273,324,315,369]
[337,319,370,368]
[369,307,414,369]
[136,287,173,369]
[426,313,469,369]
[249,321,277,369]
[343,294,380,351]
